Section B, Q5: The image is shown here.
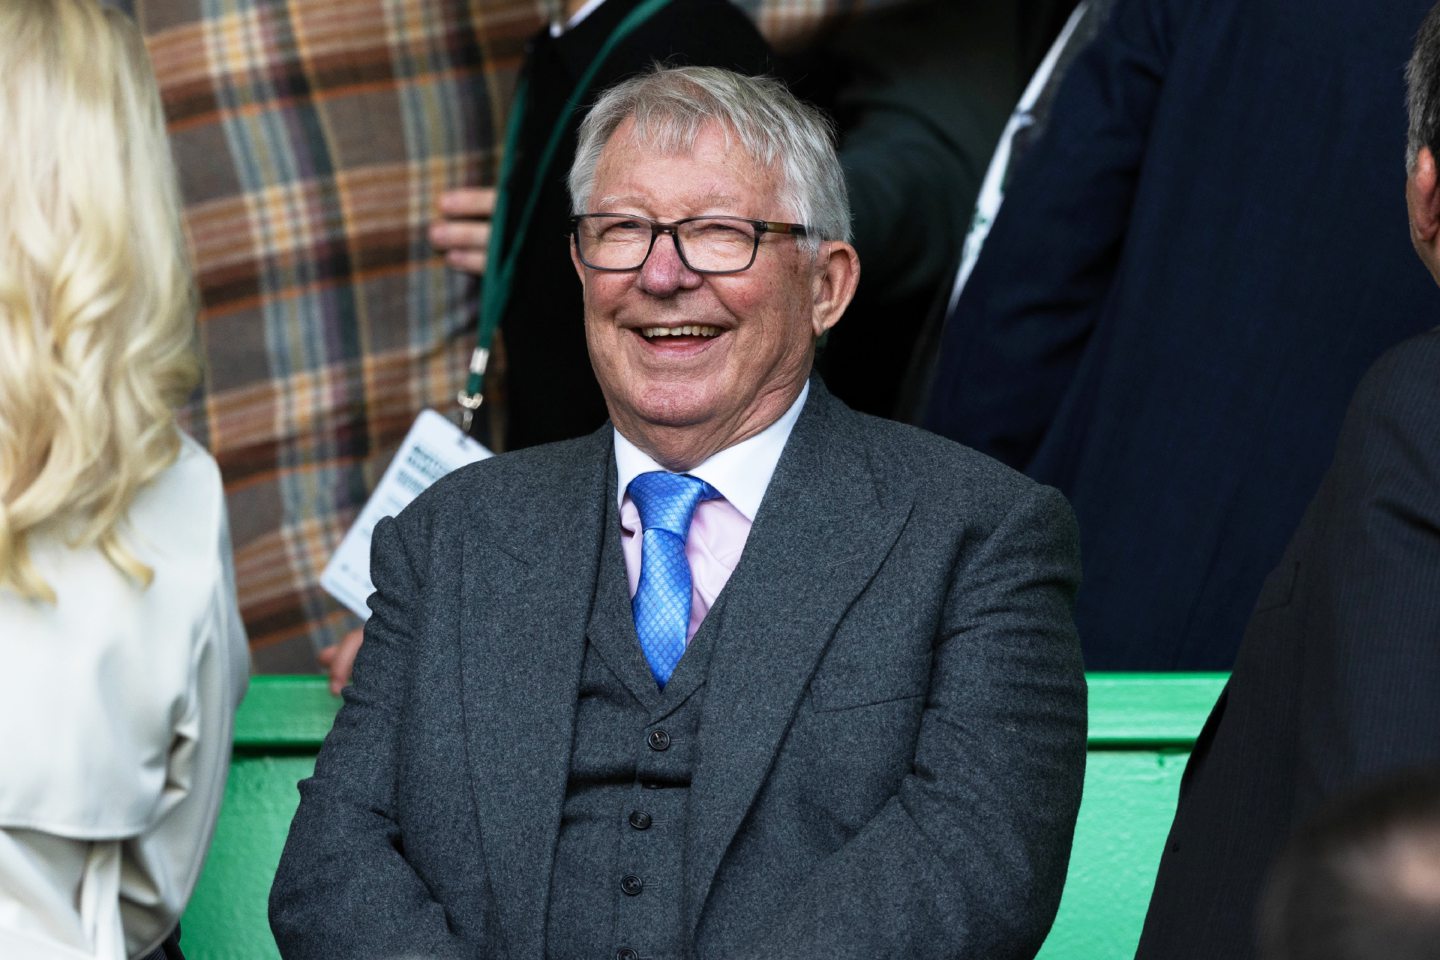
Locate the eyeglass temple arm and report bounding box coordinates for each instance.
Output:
[757,221,809,237]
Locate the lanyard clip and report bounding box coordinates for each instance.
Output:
[457,347,490,433]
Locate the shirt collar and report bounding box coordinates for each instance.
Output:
[613,381,809,522]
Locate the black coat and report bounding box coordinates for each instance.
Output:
[1136,329,1440,960]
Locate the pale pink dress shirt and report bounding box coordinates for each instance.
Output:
[615,383,809,643]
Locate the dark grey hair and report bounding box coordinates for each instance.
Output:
[1406,2,1440,168]
[567,65,851,250]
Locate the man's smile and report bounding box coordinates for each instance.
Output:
[638,324,724,340]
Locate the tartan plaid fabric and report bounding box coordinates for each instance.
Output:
[123,0,527,671]
[116,0,908,672]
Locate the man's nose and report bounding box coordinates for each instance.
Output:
[637,232,702,295]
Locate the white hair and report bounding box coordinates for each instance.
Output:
[568,65,851,251]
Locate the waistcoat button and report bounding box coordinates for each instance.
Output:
[647,729,671,751]
[621,874,644,896]
[617,950,639,960]
[628,810,653,830]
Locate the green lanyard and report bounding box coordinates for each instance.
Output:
[458,0,675,429]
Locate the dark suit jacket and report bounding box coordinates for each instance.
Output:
[922,0,1440,669]
[269,382,1087,960]
[1135,329,1440,960]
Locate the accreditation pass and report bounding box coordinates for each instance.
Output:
[321,409,492,620]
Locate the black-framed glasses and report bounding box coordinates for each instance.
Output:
[571,214,810,274]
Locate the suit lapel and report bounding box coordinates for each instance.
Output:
[684,384,914,933]
[458,428,612,960]
[583,490,666,709]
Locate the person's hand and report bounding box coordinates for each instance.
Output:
[428,186,497,275]
[317,627,364,695]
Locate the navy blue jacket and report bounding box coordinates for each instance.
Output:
[924,0,1440,669]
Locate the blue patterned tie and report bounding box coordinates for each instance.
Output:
[628,471,719,688]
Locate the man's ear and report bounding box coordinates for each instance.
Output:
[1407,146,1440,282]
[570,235,588,287]
[809,241,860,338]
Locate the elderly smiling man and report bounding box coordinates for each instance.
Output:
[270,66,1087,960]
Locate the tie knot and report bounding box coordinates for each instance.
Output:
[627,471,718,538]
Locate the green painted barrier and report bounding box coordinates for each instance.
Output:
[183,673,1226,959]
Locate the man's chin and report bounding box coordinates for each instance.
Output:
[617,383,724,428]
[628,404,716,435]
[605,392,734,463]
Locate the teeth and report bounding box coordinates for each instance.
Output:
[640,325,722,339]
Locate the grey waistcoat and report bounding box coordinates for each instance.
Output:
[545,494,727,960]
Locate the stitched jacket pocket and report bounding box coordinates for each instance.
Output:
[809,664,928,713]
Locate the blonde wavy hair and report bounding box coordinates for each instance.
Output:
[0,0,200,603]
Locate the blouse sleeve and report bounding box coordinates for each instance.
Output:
[117,503,249,957]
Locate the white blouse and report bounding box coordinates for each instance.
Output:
[0,433,249,959]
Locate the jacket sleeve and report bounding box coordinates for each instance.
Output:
[922,0,1184,469]
[1295,337,1440,818]
[269,510,477,960]
[740,483,1088,959]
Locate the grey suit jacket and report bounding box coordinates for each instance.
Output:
[270,382,1087,960]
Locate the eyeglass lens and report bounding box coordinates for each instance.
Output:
[576,216,759,272]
